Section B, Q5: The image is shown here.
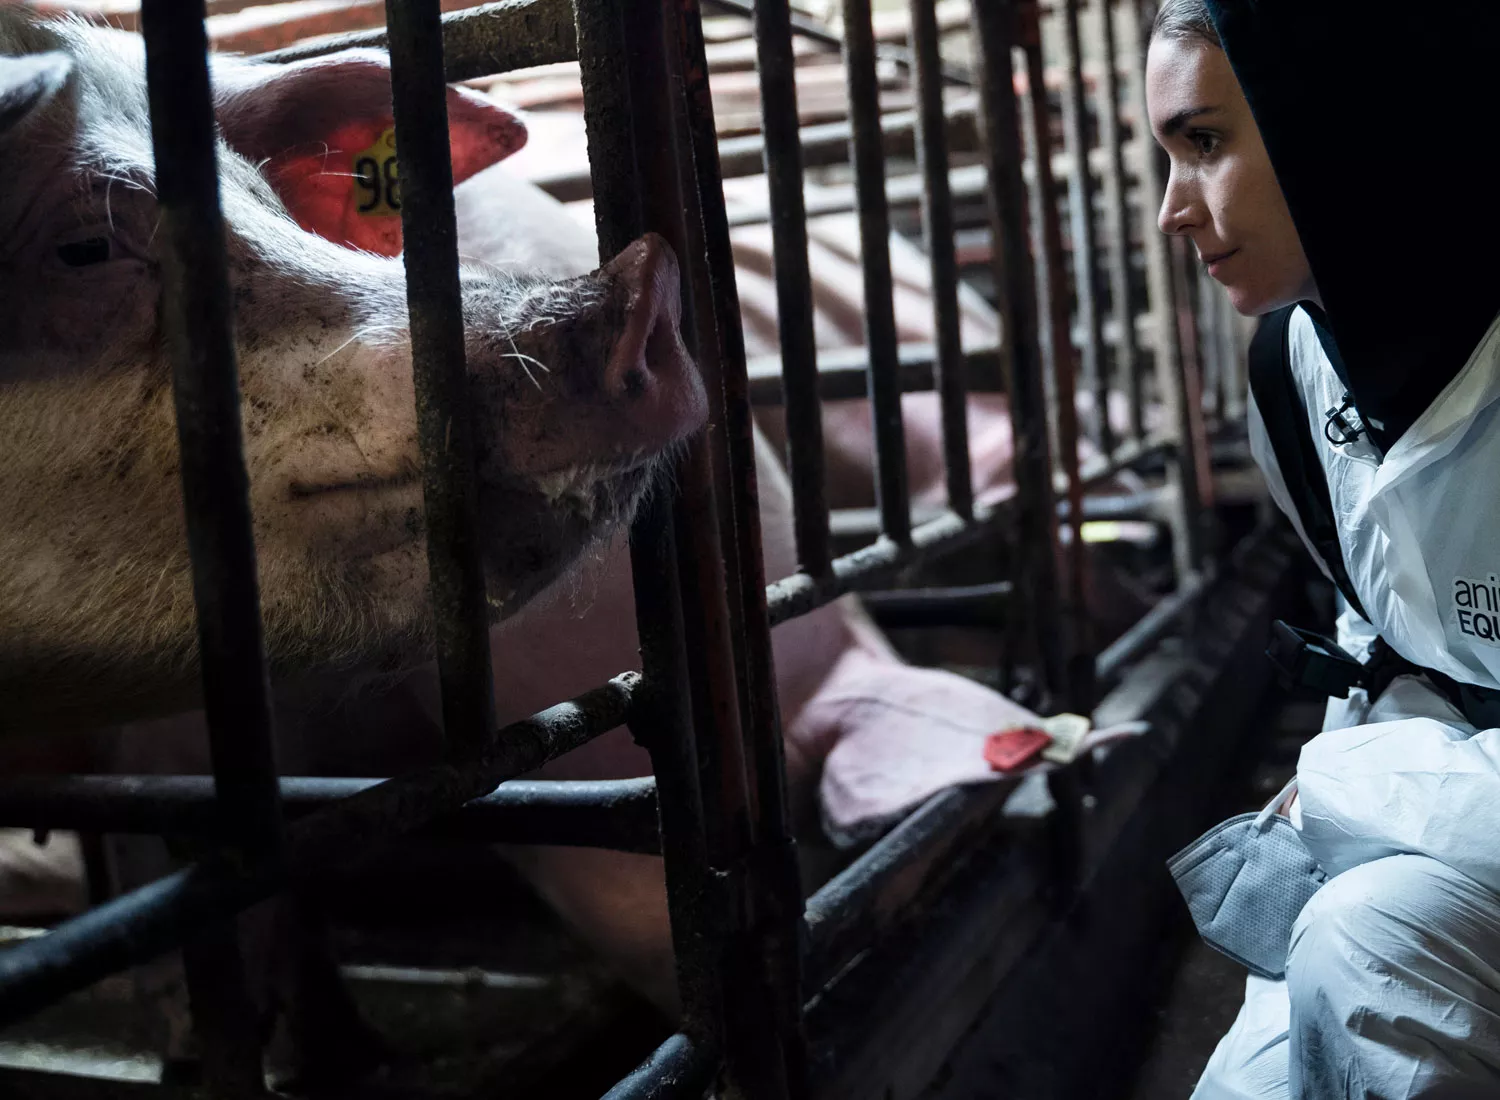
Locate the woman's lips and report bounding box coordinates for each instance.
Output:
[1200,247,1240,275]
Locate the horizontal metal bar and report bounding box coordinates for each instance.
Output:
[0,775,659,854]
[746,343,1003,405]
[766,435,1168,626]
[601,1031,719,1100]
[1094,570,1210,684]
[252,0,577,82]
[0,675,636,1026]
[860,581,1013,630]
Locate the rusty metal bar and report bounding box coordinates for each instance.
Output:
[842,0,911,546]
[746,344,1003,406]
[909,0,973,520]
[1129,0,1203,578]
[602,1032,720,1100]
[0,676,634,1026]
[1097,0,1145,444]
[255,0,579,82]
[139,0,280,1090]
[974,0,1063,701]
[0,776,662,854]
[574,0,724,1043]
[1060,0,1112,457]
[384,0,495,763]
[676,1,810,1093]
[752,0,830,578]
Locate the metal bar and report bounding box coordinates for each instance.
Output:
[139,1,279,1088]
[602,1032,720,1100]
[1128,0,1202,578]
[0,676,634,1026]
[677,2,810,1093]
[843,0,911,546]
[1060,0,1113,456]
[1097,0,1145,445]
[766,434,1168,626]
[973,0,1063,700]
[745,344,1003,406]
[574,0,723,1040]
[384,0,495,763]
[0,776,662,854]
[1094,569,1207,682]
[704,0,975,87]
[254,0,579,82]
[753,0,830,578]
[1170,234,1215,516]
[1021,4,1093,711]
[909,0,974,520]
[860,580,1013,629]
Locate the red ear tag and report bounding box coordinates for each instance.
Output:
[983,726,1052,772]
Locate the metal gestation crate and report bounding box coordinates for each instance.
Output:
[0,0,1245,1095]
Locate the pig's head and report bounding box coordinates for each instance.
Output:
[0,14,705,732]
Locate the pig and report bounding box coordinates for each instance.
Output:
[0,13,707,737]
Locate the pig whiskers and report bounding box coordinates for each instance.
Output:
[502,351,550,392]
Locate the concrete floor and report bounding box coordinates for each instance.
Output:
[1125,696,1327,1099]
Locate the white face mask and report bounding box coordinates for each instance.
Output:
[1168,779,1327,980]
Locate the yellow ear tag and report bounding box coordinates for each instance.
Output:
[353,127,400,217]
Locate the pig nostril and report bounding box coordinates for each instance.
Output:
[622,366,648,398]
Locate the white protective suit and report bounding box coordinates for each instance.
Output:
[1194,306,1500,1099]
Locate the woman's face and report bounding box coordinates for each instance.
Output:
[1147,35,1318,316]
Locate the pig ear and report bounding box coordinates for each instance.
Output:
[0,52,71,138]
[213,49,527,256]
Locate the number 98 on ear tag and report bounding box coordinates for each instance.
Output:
[353,127,400,217]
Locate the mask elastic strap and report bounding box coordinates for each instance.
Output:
[1254,776,1299,832]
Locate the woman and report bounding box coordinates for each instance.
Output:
[1148,1,1500,1096]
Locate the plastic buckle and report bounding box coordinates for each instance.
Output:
[1266,619,1365,699]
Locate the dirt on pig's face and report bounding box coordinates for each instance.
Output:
[0,16,703,733]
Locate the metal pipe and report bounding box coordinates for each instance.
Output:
[139,0,279,1086]
[0,676,635,1026]
[1060,0,1113,457]
[972,0,1064,699]
[254,0,579,83]
[601,1032,720,1100]
[1021,6,1093,712]
[745,344,1003,406]
[1097,0,1145,445]
[0,776,662,854]
[909,0,974,520]
[860,581,1014,629]
[384,0,496,763]
[1094,569,1208,682]
[842,0,911,547]
[753,0,831,579]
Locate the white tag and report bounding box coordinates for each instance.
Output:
[1040,712,1091,765]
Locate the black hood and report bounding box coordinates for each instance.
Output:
[1205,0,1500,448]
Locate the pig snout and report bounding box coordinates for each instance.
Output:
[597,233,707,454]
[473,232,706,484]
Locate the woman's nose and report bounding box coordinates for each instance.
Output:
[1158,169,1199,236]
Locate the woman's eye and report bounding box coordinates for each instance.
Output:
[1191,132,1222,158]
[56,237,112,267]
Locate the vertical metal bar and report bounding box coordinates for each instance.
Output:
[1196,264,1222,422]
[842,0,912,546]
[383,0,496,761]
[1220,287,1246,422]
[1172,236,1216,514]
[752,0,831,578]
[674,2,809,1094]
[1097,0,1145,445]
[972,0,1064,702]
[1060,0,1113,457]
[138,0,282,1091]
[1128,0,1203,577]
[1021,5,1093,711]
[908,0,974,520]
[572,0,724,1048]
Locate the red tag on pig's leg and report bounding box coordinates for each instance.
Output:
[983,727,1052,772]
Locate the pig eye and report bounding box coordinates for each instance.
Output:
[56,237,112,267]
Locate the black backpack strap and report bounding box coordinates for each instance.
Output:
[1248,305,1369,622]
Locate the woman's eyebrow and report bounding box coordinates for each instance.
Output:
[1160,106,1218,137]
